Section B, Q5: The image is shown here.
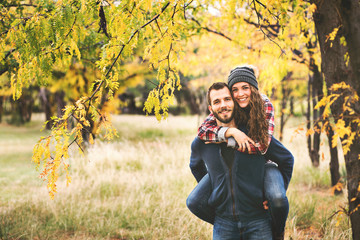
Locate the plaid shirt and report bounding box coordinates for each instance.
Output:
[197,94,275,155]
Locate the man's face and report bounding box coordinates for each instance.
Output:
[208,87,235,124]
[231,82,251,108]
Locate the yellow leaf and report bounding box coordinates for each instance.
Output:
[326,27,340,43]
[308,4,317,14]
[331,135,338,149]
[306,128,315,136]
[330,81,349,91]
[335,219,340,227]
[89,134,94,145]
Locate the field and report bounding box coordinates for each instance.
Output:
[0,114,352,239]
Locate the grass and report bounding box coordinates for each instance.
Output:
[0,114,352,239]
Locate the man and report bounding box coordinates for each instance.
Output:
[188,82,273,239]
[191,66,294,240]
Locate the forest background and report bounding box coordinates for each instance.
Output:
[1,0,360,239]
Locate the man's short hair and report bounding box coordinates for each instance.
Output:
[207,82,230,106]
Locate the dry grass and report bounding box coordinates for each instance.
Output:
[0,114,352,239]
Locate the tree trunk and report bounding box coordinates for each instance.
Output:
[310,57,323,167]
[0,96,3,123]
[19,91,34,122]
[327,125,342,195]
[306,73,320,167]
[55,91,66,117]
[279,72,292,142]
[338,2,360,234]
[312,0,360,238]
[289,96,294,115]
[174,86,201,114]
[345,131,360,239]
[39,87,53,130]
[9,92,33,125]
[279,81,286,142]
[306,74,312,158]
[311,65,321,167]
[9,98,24,125]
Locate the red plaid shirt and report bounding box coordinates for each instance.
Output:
[197,94,275,155]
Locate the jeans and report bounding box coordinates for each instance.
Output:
[213,215,273,240]
[186,163,288,234]
[264,162,289,235]
[186,174,215,224]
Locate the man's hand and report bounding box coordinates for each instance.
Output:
[225,128,255,152]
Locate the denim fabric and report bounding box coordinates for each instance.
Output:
[213,215,273,240]
[264,162,289,235]
[186,174,215,224]
[263,137,294,190]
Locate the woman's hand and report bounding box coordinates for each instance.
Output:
[225,128,255,152]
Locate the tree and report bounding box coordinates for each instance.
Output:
[310,1,360,238]
[2,0,209,198]
[0,0,310,197]
[2,1,360,237]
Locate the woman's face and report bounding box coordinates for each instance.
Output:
[231,82,251,108]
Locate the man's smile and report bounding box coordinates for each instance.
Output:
[218,109,232,114]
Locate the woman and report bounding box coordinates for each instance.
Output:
[187,66,294,240]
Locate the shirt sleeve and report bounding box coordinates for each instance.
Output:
[197,113,227,143]
[189,137,208,183]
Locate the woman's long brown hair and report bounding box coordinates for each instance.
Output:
[235,85,269,148]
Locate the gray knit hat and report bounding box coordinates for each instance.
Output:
[228,66,258,90]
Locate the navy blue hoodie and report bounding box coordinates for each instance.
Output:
[190,135,294,221]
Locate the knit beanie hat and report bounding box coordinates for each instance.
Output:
[228,66,258,90]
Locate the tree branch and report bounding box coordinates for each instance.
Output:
[0,15,33,37]
[87,1,172,103]
[243,18,280,37]
[252,0,285,57]
[254,0,280,20]
[189,17,233,41]
[4,4,38,7]
[98,5,110,38]
[183,0,195,20]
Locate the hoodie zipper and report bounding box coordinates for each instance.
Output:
[219,147,238,221]
[229,167,238,221]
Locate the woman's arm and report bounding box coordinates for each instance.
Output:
[197,114,255,152]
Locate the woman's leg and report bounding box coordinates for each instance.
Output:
[186,174,215,224]
[264,162,289,239]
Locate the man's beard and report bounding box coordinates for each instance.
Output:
[213,108,234,124]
